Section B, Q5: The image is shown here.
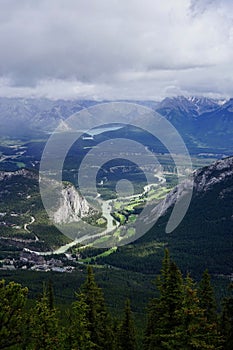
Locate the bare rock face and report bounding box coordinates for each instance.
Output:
[165,156,233,210]
[142,156,233,227]
[193,156,233,193]
[53,184,95,224]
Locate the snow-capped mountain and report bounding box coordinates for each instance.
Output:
[0,96,232,151]
[154,96,233,150]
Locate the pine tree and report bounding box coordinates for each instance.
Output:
[165,274,221,349]
[68,292,94,350]
[21,312,32,350]
[144,251,221,350]
[76,266,114,350]
[198,269,217,322]
[29,286,63,350]
[220,282,233,350]
[0,279,28,349]
[144,249,184,349]
[118,299,136,350]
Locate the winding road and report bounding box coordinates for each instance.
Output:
[24,216,39,242]
[24,216,35,232]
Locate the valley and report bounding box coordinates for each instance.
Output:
[0,97,232,320]
[2,2,233,347]
[0,96,232,267]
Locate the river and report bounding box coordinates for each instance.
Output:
[30,174,166,255]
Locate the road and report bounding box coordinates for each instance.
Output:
[24,216,39,241]
[24,216,35,232]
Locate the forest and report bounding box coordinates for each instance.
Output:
[0,249,232,350]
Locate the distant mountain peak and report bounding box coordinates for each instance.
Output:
[157,95,219,116]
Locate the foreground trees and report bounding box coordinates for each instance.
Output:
[71,266,114,349]
[118,299,136,350]
[0,250,232,349]
[0,280,28,349]
[144,249,222,349]
[220,283,233,350]
[29,287,62,350]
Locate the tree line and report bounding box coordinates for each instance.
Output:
[0,249,232,349]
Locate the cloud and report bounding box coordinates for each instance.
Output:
[0,0,232,99]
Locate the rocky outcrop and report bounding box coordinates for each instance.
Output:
[193,156,233,193]
[144,156,233,225]
[53,184,96,224]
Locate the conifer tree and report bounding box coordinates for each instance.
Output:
[167,274,221,349]
[76,266,114,350]
[68,292,94,350]
[29,286,63,350]
[118,298,136,350]
[144,249,184,349]
[220,282,233,350]
[198,269,217,322]
[144,251,221,350]
[0,279,28,349]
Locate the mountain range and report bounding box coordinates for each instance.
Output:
[0,96,232,153]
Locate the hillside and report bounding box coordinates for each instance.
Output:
[0,169,95,253]
[98,156,233,278]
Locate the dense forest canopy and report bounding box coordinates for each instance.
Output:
[1,250,232,349]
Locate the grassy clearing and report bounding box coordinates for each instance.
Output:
[113,229,121,238]
[93,235,112,245]
[16,161,25,168]
[147,187,171,200]
[128,214,137,223]
[126,227,136,238]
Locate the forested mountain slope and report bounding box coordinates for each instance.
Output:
[99,156,233,278]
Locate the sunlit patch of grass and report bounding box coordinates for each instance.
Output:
[126,227,136,238]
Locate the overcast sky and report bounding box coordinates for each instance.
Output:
[0,0,233,100]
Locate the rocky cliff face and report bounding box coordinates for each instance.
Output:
[193,156,233,193]
[0,169,96,225]
[145,156,233,226]
[53,184,96,224]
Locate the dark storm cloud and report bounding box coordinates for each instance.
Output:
[0,0,232,99]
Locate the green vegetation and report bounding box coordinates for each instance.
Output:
[16,162,25,168]
[112,212,126,224]
[144,250,222,349]
[0,279,28,349]
[110,183,171,230]
[79,247,117,263]
[99,159,233,280]
[0,251,232,349]
[118,299,136,350]
[0,139,233,348]
[146,186,171,200]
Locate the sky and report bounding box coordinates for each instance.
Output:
[0,0,233,100]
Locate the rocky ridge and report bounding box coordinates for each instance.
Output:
[53,184,96,224]
[145,156,233,226]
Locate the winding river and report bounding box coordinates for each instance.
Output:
[29,174,166,255]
